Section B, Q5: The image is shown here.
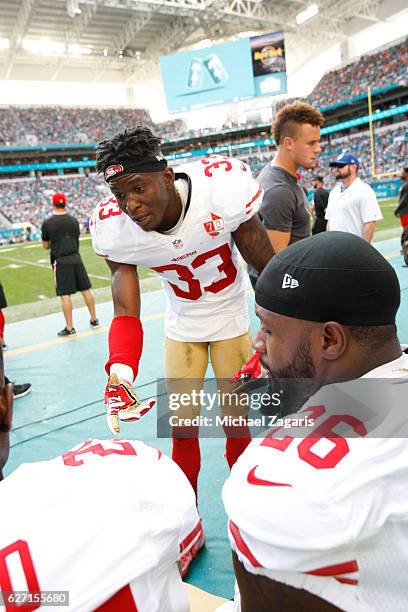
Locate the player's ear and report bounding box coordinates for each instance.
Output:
[320,322,347,361]
[163,167,174,190]
[282,135,295,152]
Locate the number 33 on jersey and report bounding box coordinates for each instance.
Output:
[90,156,263,342]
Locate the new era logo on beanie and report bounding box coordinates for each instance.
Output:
[282,274,299,289]
[255,232,400,326]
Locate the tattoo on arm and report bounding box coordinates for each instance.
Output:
[233,216,274,274]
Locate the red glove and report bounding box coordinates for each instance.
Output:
[230,352,268,392]
[231,352,262,382]
[104,374,156,435]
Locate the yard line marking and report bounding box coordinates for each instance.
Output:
[0,254,110,280]
[4,310,165,358]
[0,255,50,268]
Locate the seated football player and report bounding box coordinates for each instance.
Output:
[0,438,201,610]
[223,232,408,611]
[0,353,233,611]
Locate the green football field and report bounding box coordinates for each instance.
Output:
[375,197,400,232]
[0,198,401,307]
[0,236,153,307]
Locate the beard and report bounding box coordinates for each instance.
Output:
[260,339,319,417]
[335,167,351,181]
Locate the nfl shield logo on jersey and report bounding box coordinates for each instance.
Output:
[203,212,224,238]
[172,239,183,249]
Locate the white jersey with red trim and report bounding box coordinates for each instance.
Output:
[90,156,263,342]
[223,352,408,611]
[0,439,199,612]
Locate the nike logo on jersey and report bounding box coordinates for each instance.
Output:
[247,465,292,487]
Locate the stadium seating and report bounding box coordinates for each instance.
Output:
[298,121,408,190]
[0,121,406,235]
[0,37,406,148]
[308,38,408,110]
[0,106,185,147]
[239,121,407,187]
[0,174,109,231]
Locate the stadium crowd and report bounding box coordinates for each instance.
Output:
[0,106,186,147]
[0,120,406,229]
[0,174,109,229]
[308,37,408,109]
[301,121,408,189]
[0,38,406,148]
[1,103,408,612]
[242,121,407,187]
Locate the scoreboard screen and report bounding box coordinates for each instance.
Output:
[160,31,287,113]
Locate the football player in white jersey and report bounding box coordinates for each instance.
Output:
[0,438,201,611]
[91,127,273,571]
[0,351,229,612]
[223,231,408,611]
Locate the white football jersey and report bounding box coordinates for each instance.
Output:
[90,156,263,342]
[0,439,199,611]
[223,352,408,611]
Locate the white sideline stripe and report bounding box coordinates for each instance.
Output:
[0,236,91,254]
[0,254,110,280]
[4,310,165,358]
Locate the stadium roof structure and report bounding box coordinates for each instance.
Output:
[0,0,405,84]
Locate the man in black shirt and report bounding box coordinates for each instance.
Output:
[41,192,98,336]
[311,175,329,234]
[394,167,408,230]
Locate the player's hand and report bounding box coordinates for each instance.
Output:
[393,208,399,217]
[231,352,262,382]
[230,352,268,392]
[104,374,156,435]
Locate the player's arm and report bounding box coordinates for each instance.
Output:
[41,222,50,250]
[257,184,297,254]
[103,259,154,434]
[265,229,290,253]
[232,552,341,612]
[360,188,382,244]
[232,215,274,275]
[361,220,376,243]
[106,259,141,318]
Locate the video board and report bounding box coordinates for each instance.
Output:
[160,31,287,113]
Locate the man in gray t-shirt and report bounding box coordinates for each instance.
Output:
[258,164,310,243]
[248,102,323,288]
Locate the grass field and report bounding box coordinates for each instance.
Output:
[0,236,153,307]
[0,197,401,308]
[374,197,400,232]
